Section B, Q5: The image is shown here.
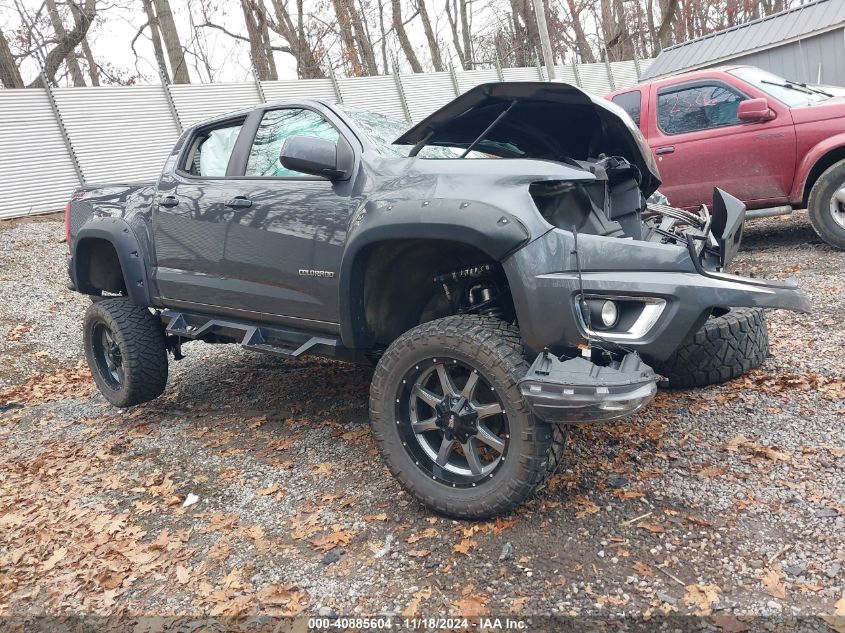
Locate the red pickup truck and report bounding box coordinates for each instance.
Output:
[608,65,845,249]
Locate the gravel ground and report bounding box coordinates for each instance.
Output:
[0,212,843,627]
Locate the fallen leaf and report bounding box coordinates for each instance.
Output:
[363,513,389,522]
[454,539,475,556]
[761,569,786,599]
[407,528,439,544]
[310,527,353,552]
[632,561,655,577]
[311,462,332,475]
[683,583,720,615]
[638,521,665,534]
[258,483,281,496]
[176,565,191,585]
[402,587,432,617]
[575,496,600,518]
[453,594,487,617]
[41,547,68,571]
[408,549,430,558]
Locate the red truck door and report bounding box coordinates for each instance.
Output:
[645,79,796,210]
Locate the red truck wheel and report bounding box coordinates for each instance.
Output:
[808,159,845,250]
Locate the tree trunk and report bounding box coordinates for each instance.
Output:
[392,0,423,73]
[70,2,100,85]
[655,0,679,51]
[0,28,24,88]
[346,0,378,75]
[445,0,468,70]
[152,0,190,83]
[141,0,169,80]
[46,0,86,86]
[29,0,97,88]
[459,0,472,69]
[331,0,364,75]
[417,0,443,72]
[565,0,595,63]
[377,0,389,73]
[241,0,274,79]
[268,0,325,79]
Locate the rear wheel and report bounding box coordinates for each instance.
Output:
[651,307,768,389]
[808,159,845,249]
[369,315,556,518]
[83,298,168,407]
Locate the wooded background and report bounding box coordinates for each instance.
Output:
[1,0,796,88]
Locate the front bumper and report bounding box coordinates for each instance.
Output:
[519,352,657,423]
[505,227,810,361]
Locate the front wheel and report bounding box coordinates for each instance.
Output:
[369,315,556,519]
[808,158,845,249]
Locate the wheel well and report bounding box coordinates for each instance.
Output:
[75,238,126,295]
[803,147,845,206]
[359,239,512,347]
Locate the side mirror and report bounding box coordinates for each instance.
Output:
[280,136,349,180]
[738,98,776,123]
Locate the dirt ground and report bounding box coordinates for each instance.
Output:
[0,212,843,630]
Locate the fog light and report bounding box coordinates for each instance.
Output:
[600,300,619,328]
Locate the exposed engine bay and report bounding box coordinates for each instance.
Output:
[530,155,735,272]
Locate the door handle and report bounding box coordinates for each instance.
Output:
[225,197,252,208]
[158,195,179,208]
[655,146,675,155]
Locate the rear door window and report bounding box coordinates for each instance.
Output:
[657,83,746,135]
[183,123,243,177]
[611,90,642,126]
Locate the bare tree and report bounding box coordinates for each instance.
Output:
[29,0,97,87]
[444,0,471,69]
[416,0,443,72]
[392,0,422,72]
[240,0,277,79]
[562,0,595,62]
[139,0,169,77]
[152,0,190,83]
[0,28,24,88]
[46,0,86,86]
[266,0,326,78]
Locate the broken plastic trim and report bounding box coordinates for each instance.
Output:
[519,352,657,423]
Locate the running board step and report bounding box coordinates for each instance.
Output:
[161,309,341,359]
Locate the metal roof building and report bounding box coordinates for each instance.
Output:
[642,0,845,86]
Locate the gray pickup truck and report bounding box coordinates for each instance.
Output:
[66,82,809,518]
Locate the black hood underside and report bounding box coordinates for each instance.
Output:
[393,82,661,198]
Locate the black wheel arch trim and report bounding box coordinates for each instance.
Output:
[337,198,530,348]
[71,217,153,307]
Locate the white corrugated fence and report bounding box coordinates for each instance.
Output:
[0,59,648,220]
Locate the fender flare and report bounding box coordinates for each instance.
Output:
[71,216,152,307]
[337,198,530,348]
[791,132,845,204]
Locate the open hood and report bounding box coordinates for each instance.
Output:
[393,82,661,197]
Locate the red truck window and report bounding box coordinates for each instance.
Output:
[657,83,746,135]
[611,90,641,126]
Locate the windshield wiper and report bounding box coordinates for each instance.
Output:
[760,79,815,95]
[785,78,833,98]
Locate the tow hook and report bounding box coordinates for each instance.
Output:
[518,351,657,423]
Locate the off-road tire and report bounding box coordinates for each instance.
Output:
[83,298,168,407]
[651,307,768,389]
[369,315,557,518]
[808,159,845,250]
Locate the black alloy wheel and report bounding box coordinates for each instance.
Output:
[396,357,509,487]
[91,322,124,389]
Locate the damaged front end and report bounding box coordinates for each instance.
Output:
[519,351,657,423]
[391,81,810,425]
